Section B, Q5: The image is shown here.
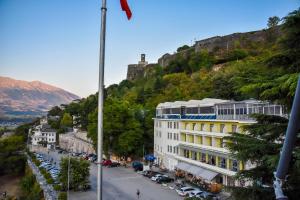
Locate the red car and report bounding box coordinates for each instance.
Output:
[101,159,112,166]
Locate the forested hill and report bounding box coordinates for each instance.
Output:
[48,9,300,158]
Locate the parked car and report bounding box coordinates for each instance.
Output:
[189,189,203,197]
[58,150,63,154]
[102,159,112,166]
[176,186,197,197]
[108,162,121,168]
[156,176,174,184]
[196,191,218,199]
[143,170,159,178]
[132,161,143,171]
[151,174,164,181]
[88,155,97,162]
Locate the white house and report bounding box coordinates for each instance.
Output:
[31,122,56,149]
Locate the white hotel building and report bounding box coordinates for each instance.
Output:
[153,98,285,186]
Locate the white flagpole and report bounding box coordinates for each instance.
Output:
[97,0,107,200]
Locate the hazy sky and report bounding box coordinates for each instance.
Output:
[0,0,299,97]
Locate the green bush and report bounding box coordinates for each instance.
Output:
[53,184,62,191]
[58,192,67,200]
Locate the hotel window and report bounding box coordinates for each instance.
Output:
[192,123,196,130]
[232,125,237,132]
[220,158,226,169]
[173,133,176,140]
[220,124,225,133]
[170,133,172,139]
[232,160,238,172]
[177,122,179,129]
[201,153,206,162]
[209,124,214,132]
[174,122,176,129]
[200,123,205,131]
[173,146,176,154]
[192,151,197,160]
[209,155,216,166]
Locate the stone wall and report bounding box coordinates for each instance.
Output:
[126,64,146,81]
[59,131,95,154]
[157,27,281,67]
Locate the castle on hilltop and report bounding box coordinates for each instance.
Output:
[126,54,149,81]
[126,27,281,81]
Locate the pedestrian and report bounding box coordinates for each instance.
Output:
[136,189,140,199]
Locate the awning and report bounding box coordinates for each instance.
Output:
[176,162,218,181]
[176,162,192,171]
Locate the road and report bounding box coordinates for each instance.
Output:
[37,149,183,200]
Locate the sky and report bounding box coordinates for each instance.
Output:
[0,0,299,97]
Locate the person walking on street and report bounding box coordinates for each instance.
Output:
[136,189,140,199]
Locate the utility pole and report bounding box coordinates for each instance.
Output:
[274,74,300,200]
[97,0,107,200]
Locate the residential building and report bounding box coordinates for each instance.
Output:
[31,122,56,149]
[153,98,285,186]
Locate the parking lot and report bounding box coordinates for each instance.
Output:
[33,148,219,200]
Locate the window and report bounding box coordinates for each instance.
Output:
[192,123,196,130]
[170,133,172,139]
[173,122,176,129]
[200,123,205,131]
[232,125,237,132]
[170,122,172,129]
[173,133,176,140]
[201,153,206,162]
[232,160,238,171]
[220,124,225,133]
[173,146,176,153]
[220,158,226,169]
[209,124,214,132]
[159,132,161,137]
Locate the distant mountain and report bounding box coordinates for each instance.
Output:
[0,76,80,117]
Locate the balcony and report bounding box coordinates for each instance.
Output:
[179,142,230,154]
[174,154,236,177]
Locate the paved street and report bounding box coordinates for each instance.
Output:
[36,149,183,200]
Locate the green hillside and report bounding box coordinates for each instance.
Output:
[48,9,300,159]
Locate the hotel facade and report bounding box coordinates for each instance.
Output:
[153,98,285,186]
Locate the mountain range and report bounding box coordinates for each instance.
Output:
[0,76,80,117]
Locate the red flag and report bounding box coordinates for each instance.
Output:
[120,0,132,20]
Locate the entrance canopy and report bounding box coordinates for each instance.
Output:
[176,162,218,181]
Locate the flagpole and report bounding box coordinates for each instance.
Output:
[97,0,107,200]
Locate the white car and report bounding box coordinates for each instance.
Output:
[189,189,203,197]
[176,186,197,197]
[151,174,164,181]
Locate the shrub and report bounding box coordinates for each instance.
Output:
[58,192,67,200]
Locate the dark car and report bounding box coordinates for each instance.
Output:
[108,162,121,168]
[156,176,174,184]
[132,161,143,171]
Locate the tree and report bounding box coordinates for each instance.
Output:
[281,8,300,72]
[59,157,90,191]
[20,165,44,200]
[267,16,280,28]
[0,135,26,175]
[224,114,300,200]
[48,106,63,116]
[177,44,190,52]
[60,113,73,128]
